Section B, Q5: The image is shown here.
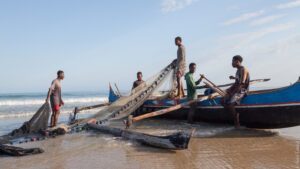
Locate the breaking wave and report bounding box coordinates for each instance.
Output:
[0,109,101,119]
[0,97,108,106]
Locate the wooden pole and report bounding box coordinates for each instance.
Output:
[114,83,122,96]
[76,102,111,112]
[203,82,226,96]
[161,78,270,93]
[202,76,225,95]
[124,93,219,128]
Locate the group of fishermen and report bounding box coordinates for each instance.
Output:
[132,37,250,129]
[45,36,249,129]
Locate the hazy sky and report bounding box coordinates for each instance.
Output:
[0,0,299,93]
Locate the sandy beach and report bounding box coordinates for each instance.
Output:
[1,119,299,169]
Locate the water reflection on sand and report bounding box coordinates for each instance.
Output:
[1,119,299,169]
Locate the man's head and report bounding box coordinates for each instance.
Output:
[189,63,196,73]
[175,36,182,46]
[232,55,243,68]
[57,70,64,80]
[137,72,143,81]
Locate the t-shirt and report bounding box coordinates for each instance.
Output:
[234,66,250,92]
[177,45,186,74]
[185,72,201,100]
[49,79,62,106]
[132,80,145,89]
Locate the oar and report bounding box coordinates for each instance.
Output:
[203,82,226,97]
[202,76,226,96]
[160,78,270,93]
[215,78,270,88]
[124,93,220,128]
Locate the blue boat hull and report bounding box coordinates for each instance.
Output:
[110,82,300,129]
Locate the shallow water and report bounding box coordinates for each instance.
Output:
[1,119,299,169]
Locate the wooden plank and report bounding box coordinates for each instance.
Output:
[88,123,195,150]
[124,93,220,128]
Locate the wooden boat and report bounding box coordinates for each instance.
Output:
[88,123,194,150]
[109,79,300,129]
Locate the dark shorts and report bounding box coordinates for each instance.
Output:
[224,89,247,105]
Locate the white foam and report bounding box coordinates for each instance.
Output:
[0,108,100,119]
[0,97,108,106]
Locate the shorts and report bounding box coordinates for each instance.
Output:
[224,89,247,105]
[52,104,60,111]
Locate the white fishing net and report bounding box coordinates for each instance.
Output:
[76,62,176,125]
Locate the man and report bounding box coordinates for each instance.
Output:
[132,72,145,89]
[185,63,204,123]
[46,70,65,127]
[220,55,250,129]
[175,36,186,97]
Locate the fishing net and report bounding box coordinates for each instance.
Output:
[76,61,176,125]
[0,103,50,156]
[0,144,44,156]
[150,69,177,99]
[0,102,51,143]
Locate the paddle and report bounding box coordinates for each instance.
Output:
[160,78,270,93]
[124,93,220,128]
[201,76,226,96]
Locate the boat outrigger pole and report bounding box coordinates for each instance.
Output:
[124,92,220,128]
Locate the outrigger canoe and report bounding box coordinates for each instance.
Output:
[110,79,300,129]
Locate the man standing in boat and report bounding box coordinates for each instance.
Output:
[132,72,145,89]
[46,70,65,127]
[220,55,250,129]
[174,36,186,98]
[185,63,204,123]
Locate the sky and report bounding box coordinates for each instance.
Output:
[0,0,300,93]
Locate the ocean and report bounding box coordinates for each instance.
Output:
[0,91,109,136]
[1,91,299,169]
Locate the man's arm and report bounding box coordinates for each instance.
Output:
[195,74,205,86]
[46,88,52,102]
[60,97,64,106]
[132,82,136,90]
[227,69,246,96]
[46,80,55,102]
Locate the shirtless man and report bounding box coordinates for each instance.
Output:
[46,70,65,127]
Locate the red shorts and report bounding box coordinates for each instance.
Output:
[52,104,60,111]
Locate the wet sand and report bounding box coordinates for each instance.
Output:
[1,119,299,169]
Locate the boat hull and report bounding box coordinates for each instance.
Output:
[142,82,300,129]
[109,81,300,129]
[142,104,300,129]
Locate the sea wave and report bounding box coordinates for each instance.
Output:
[0,109,100,119]
[0,97,108,106]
